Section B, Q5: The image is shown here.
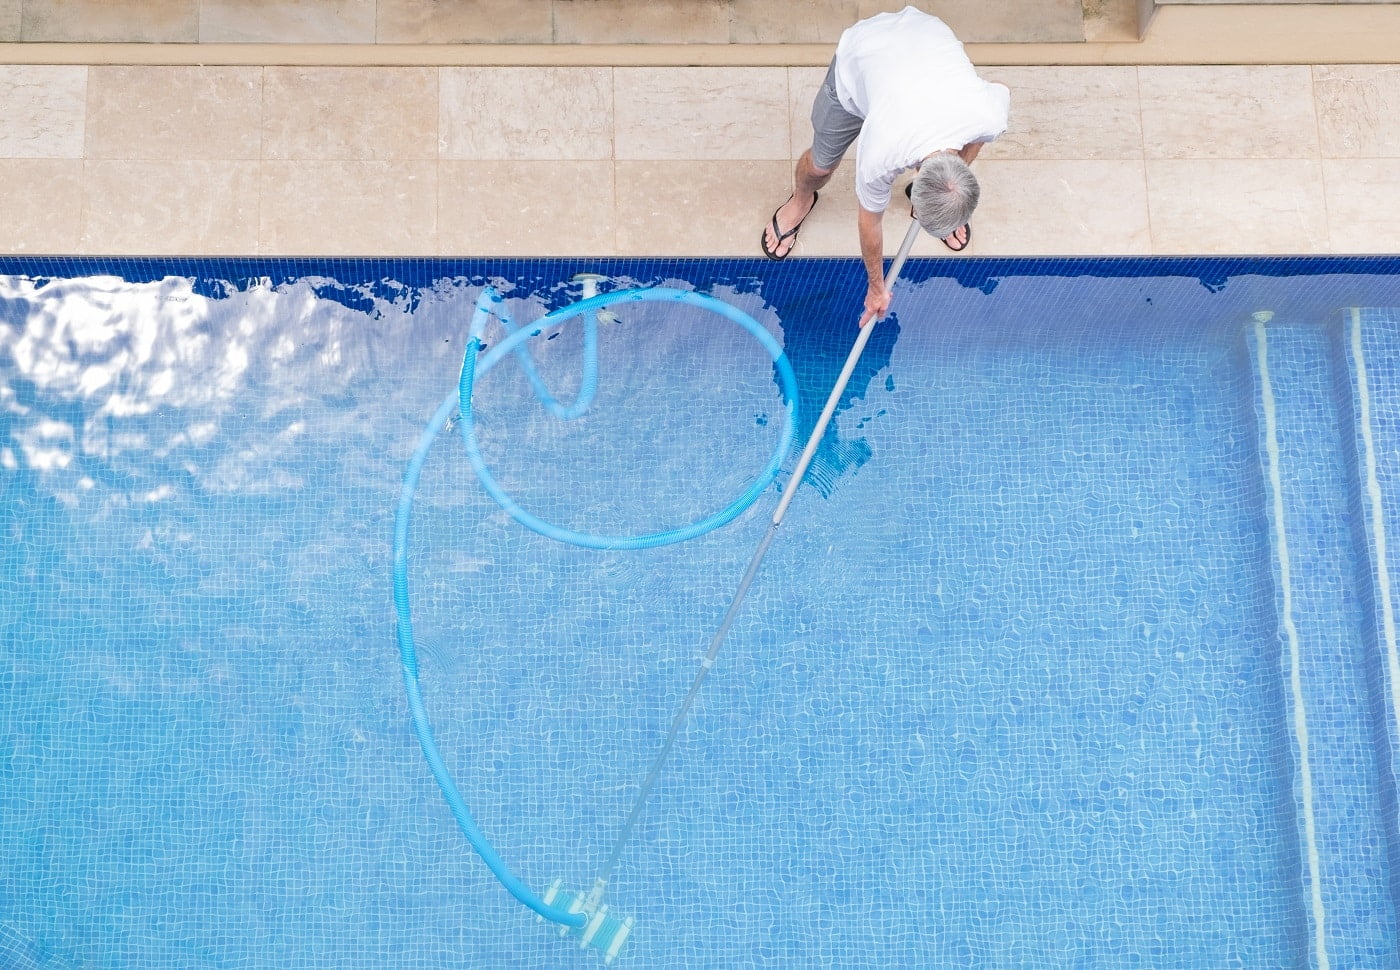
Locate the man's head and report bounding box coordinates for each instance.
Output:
[909,152,980,240]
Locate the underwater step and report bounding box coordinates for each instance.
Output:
[540,880,634,965]
[1248,311,1400,967]
[1339,306,1400,919]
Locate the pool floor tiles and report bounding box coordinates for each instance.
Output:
[1246,309,1400,967]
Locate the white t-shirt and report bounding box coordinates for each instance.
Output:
[832,7,1011,213]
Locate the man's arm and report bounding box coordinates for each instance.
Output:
[857,205,890,327]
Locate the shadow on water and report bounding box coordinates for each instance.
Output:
[759,264,902,498]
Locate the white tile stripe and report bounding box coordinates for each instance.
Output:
[1348,307,1400,815]
[1253,316,1331,970]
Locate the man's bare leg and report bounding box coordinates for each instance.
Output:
[763,150,837,258]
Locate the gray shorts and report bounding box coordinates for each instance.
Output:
[809,59,864,171]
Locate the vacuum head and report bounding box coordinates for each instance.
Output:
[540,879,634,965]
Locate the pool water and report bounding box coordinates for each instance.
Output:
[3,256,1400,969]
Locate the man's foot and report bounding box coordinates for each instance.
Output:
[940,223,971,252]
[760,192,820,261]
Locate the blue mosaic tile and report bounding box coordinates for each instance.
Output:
[2,256,1400,969]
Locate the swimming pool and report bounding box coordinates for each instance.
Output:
[3,255,1400,968]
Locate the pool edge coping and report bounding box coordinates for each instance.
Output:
[1,5,1398,67]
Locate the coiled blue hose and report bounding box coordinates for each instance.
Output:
[392,284,799,928]
[460,286,799,549]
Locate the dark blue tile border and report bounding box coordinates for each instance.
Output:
[4,254,1399,292]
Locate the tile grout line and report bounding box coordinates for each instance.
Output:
[256,65,266,256]
[1309,65,1335,254]
[610,66,619,257]
[433,64,440,256]
[1134,65,1156,255]
[786,65,796,173]
[77,64,96,253]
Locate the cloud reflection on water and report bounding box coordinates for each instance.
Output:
[0,273,410,507]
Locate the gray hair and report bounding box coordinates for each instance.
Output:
[909,153,980,240]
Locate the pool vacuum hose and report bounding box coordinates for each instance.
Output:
[393,220,919,960]
[392,284,800,961]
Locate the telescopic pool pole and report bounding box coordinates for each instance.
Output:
[589,216,925,905]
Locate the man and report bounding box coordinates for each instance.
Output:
[760,6,1011,325]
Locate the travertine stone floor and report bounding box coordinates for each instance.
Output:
[0,60,1396,257]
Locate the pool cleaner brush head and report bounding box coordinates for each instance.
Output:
[540,879,634,965]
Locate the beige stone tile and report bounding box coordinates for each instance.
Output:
[86,67,262,161]
[969,159,1150,255]
[1323,159,1400,253]
[79,161,259,255]
[0,0,20,41]
[199,0,374,43]
[439,161,615,256]
[615,68,789,162]
[0,160,83,252]
[21,0,196,41]
[857,0,1084,43]
[730,0,858,43]
[1139,66,1319,160]
[616,160,797,257]
[552,0,728,43]
[439,68,611,162]
[262,68,436,161]
[0,66,86,158]
[979,67,1142,161]
[376,0,551,42]
[1314,65,1400,158]
[260,161,436,255]
[1146,159,1327,254]
[788,66,830,160]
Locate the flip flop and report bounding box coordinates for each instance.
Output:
[904,184,972,253]
[940,223,972,252]
[760,192,819,261]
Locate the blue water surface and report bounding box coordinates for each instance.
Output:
[3,256,1400,969]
